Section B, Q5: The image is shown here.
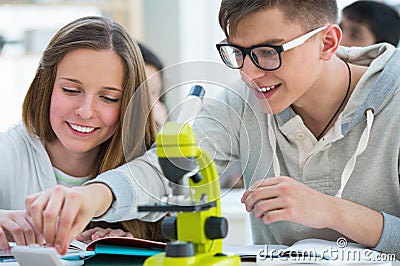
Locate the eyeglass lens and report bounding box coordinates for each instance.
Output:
[219,46,280,70]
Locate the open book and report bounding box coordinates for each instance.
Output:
[225,238,394,265]
[63,236,166,261]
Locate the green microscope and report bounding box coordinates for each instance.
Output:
[138,85,240,265]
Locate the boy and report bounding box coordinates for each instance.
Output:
[26,0,400,257]
[214,0,399,255]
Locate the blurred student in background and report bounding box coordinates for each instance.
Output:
[340,0,400,47]
[138,43,168,131]
[0,16,165,253]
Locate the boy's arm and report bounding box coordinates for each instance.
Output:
[91,83,245,222]
[374,213,400,257]
[242,176,400,258]
[329,197,400,258]
[85,148,170,222]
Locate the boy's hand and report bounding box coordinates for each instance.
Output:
[241,176,332,229]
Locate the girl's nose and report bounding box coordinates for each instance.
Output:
[75,97,96,119]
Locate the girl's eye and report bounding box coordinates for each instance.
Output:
[101,96,119,103]
[62,87,80,94]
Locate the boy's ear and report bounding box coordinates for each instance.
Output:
[320,24,342,61]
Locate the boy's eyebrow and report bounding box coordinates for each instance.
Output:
[258,38,285,45]
[227,37,285,46]
[60,77,123,92]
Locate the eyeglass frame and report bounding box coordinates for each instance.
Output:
[216,25,328,71]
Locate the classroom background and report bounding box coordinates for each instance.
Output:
[0,0,400,247]
[1,0,399,132]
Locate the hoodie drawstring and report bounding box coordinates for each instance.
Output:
[336,108,374,198]
[268,114,281,176]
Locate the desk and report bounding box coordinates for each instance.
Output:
[220,188,252,246]
[3,258,399,265]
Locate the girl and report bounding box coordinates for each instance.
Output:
[0,16,164,253]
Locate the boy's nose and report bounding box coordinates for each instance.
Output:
[241,55,265,83]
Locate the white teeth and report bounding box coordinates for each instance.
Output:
[257,85,276,93]
[70,123,95,133]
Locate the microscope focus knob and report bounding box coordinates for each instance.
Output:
[165,241,195,258]
[162,216,177,240]
[205,216,228,240]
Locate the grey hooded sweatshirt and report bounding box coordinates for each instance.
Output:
[92,43,400,258]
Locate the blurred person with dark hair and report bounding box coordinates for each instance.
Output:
[138,43,168,131]
[0,35,4,53]
[340,0,400,47]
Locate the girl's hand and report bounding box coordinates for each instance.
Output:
[25,184,113,255]
[0,210,44,253]
[76,227,133,243]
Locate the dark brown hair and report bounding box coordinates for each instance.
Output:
[219,0,338,38]
[342,0,400,46]
[22,16,163,241]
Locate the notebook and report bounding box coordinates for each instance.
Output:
[63,236,166,261]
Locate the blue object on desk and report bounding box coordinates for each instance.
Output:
[0,257,17,262]
[62,250,96,260]
[95,244,163,257]
[62,244,163,264]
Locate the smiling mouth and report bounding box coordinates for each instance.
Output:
[69,123,96,133]
[256,85,278,93]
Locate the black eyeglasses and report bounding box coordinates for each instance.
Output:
[216,26,327,71]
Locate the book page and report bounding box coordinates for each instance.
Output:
[69,240,87,251]
[85,236,166,251]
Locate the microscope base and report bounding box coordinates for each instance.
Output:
[143,251,240,266]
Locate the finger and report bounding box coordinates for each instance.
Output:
[4,221,27,246]
[35,233,45,247]
[106,229,128,237]
[244,185,281,212]
[57,218,88,256]
[25,192,42,217]
[241,177,281,203]
[26,190,51,234]
[241,179,264,203]
[0,227,11,253]
[54,192,88,255]
[76,228,99,242]
[42,187,66,246]
[261,209,287,225]
[93,228,112,239]
[25,215,45,246]
[252,197,286,219]
[249,177,283,191]
[13,215,36,245]
[241,189,251,204]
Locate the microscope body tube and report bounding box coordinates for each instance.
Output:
[175,85,205,124]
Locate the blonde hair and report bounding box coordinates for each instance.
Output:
[22,16,162,241]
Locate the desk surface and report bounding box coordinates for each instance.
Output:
[2,260,399,265]
[2,257,399,265]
